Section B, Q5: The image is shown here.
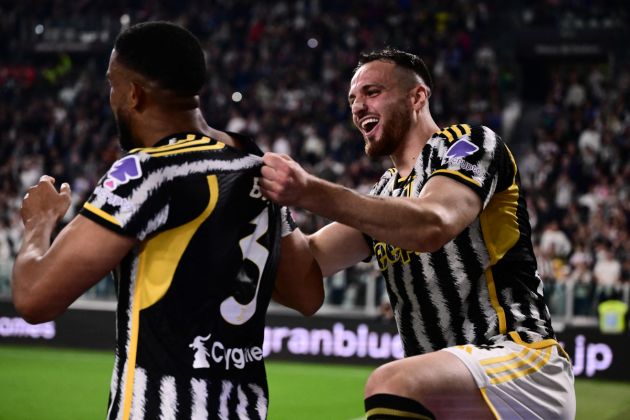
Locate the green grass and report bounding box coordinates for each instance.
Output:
[0,345,629,419]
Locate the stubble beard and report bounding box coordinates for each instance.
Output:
[115,111,136,152]
[364,102,412,158]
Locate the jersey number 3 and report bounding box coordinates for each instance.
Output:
[220,208,270,325]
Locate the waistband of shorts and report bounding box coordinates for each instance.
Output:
[508,331,571,362]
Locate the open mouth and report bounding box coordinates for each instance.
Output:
[361,117,379,135]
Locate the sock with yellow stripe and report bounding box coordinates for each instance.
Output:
[364,394,436,420]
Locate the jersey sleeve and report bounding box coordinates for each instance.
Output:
[428,124,512,208]
[280,206,297,238]
[79,153,169,240]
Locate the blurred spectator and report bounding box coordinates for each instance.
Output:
[540,220,572,259]
[567,253,596,316]
[593,246,623,303]
[0,0,628,320]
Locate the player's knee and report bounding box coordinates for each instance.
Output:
[364,362,410,398]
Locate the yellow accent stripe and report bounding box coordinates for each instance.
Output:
[149,143,225,157]
[128,134,201,153]
[365,407,432,420]
[440,128,454,142]
[143,137,211,154]
[480,346,530,366]
[120,175,219,419]
[138,176,218,310]
[485,348,540,375]
[485,269,507,334]
[82,203,122,227]
[508,331,572,361]
[451,125,463,137]
[459,124,472,135]
[447,127,459,140]
[479,388,500,420]
[121,250,144,420]
[431,169,481,187]
[489,347,553,385]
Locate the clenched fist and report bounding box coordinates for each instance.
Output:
[259,153,311,207]
[21,175,72,228]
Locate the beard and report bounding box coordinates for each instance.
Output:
[115,111,136,152]
[364,101,412,157]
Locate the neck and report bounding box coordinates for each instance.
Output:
[390,117,440,177]
[133,107,213,148]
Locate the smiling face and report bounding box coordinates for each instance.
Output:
[348,60,414,157]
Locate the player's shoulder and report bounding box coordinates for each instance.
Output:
[431,123,500,143]
[430,123,503,154]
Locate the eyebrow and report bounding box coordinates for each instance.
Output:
[348,83,384,101]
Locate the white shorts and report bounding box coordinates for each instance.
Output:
[443,338,576,419]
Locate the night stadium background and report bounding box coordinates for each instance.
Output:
[1,1,629,419]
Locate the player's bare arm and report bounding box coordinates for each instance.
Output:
[12,175,135,324]
[272,229,324,315]
[307,222,372,277]
[260,152,481,252]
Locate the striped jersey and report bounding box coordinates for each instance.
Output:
[80,132,280,420]
[367,124,556,357]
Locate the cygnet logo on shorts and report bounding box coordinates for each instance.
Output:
[189,333,263,370]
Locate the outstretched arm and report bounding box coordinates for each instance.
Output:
[12,176,135,324]
[260,153,481,252]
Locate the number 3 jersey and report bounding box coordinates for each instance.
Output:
[80,132,280,420]
[367,124,557,357]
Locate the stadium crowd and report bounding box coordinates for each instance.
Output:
[0,0,628,319]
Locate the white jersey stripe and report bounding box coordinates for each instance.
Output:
[130,367,147,420]
[248,384,268,420]
[218,380,234,420]
[236,385,249,419]
[401,263,432,353]
[159,375,177,420]
[114,156,261,225]
[420,252,456,346]
[107,353,120,420]
[190,378,208,420]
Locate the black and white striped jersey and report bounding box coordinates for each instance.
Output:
[80,132,280,420]
[367,124,556,357]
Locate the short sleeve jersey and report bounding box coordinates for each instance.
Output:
[367,124,556,356]
[80,132,279,420]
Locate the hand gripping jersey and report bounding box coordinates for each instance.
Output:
[80,132,279,420]
[367,124,557,357]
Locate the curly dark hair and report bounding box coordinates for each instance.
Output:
[114,21,206,95]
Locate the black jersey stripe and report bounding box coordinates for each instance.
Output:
[402,259,434,353]
[440,241,469,344]
[389,260,417,354]
[458,124,472,136]
[369,124,555,356]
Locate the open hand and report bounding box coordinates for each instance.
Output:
[260,153,310,207]
[21,175,72,228]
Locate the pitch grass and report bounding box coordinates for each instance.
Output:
[1,346,629,420]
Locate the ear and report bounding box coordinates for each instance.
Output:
[128,81,145,111]
[410,84,429,111]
